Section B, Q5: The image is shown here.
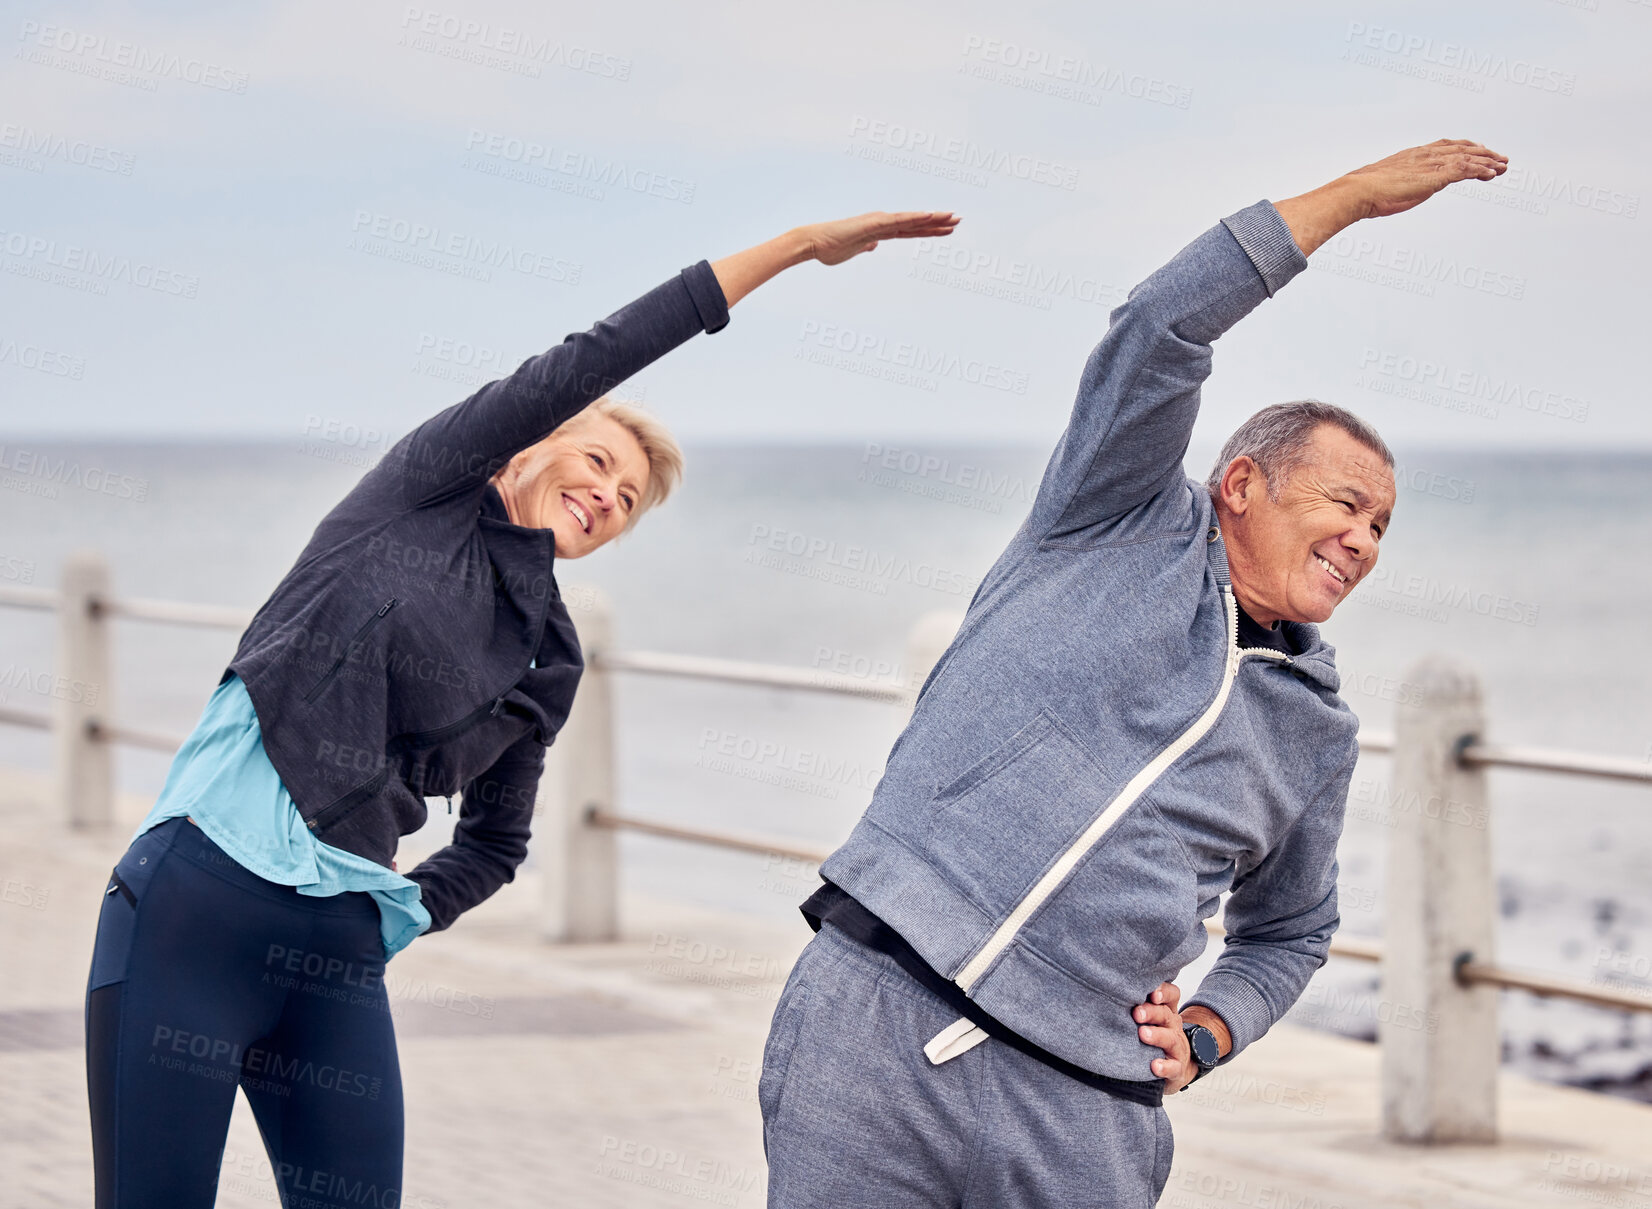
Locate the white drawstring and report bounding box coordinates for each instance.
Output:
[924,1016,989,1065]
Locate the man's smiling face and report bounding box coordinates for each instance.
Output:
[1216,424,1397,627]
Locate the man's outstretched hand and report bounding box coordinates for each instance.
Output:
[1346,139,1509,218]
[1274,138,1508,255]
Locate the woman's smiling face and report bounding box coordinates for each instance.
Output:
[490,413,651,558]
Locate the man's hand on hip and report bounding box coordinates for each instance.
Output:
[1133,981,1233,1093]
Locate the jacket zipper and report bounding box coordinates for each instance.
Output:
[302,597,399,703]
[306,765,389,833]
[954,585,1288,992]
[387,692,507,751]
[306,695,508,835]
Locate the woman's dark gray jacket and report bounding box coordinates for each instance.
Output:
[222,262,729,932]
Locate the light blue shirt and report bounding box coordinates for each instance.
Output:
[135,673,431,958]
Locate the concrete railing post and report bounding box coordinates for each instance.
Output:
[541,586,619,942]
[903,611,965,718]
[1381,656,1497,1143]
[54,551,112,830]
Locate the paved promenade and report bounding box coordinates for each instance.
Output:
[3,767,1649,1208]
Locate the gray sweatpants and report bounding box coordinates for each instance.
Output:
[760,923,1174,1208]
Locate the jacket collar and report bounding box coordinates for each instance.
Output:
[1273,619,1341,692]
[1202,507,1342,693]
[480,482,510,523]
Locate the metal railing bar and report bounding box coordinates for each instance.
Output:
[594,650,915,704]
[587,808,831,865]
[0,585,59,611]
[89,720,188,753]
[586,815,1648,1014]
[100,596,254,630]
[1,584,1649,786]
[1203,916,1383,964]
[1458,958,1652,1015]
[0,588,255,628]
[0,668,1647,791]
[1,582,1650,788]
[0,705,52,731]
[1460,742,1652,785]
[589,812,1397,966]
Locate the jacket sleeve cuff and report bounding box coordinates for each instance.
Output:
[1220,201,1308,298]
[1185,970,1276,1063]
[681,259,730,334]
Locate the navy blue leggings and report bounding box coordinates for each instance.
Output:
[85,818,404,1208]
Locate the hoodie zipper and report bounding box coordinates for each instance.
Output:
[954,585,1288,992]
[303,597,399,703]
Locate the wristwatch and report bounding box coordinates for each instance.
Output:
[1182,1023,1221,1085]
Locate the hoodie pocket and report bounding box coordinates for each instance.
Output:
[1150,1105,1175,1200]
[757,976,812,1132]
[925,708,1118,914]
[1012,797,1201,1008]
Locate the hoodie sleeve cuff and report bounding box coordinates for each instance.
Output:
[681,259,730,334]
[1185,970,1277,1063]
[1220,200,1309,298]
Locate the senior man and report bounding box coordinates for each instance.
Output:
[759,139,1508,1208]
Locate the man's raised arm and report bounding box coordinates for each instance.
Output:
[1027,139,1507,539]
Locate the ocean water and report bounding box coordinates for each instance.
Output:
[1,439,1649,1100]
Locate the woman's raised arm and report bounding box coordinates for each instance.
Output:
[372,210,957,510]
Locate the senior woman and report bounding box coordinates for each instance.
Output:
[83,208,958,1208]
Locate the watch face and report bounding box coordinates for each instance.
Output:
[1187,1026,1220,1066]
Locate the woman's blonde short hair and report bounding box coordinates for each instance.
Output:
[567,395,685,532]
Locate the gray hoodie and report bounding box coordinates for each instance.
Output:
[820,200,1358,1081]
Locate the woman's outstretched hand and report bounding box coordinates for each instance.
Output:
[711,210,959,307]
[801,210,960,266]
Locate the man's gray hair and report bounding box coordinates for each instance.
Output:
[1204,400,1394,499]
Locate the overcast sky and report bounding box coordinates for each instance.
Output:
[2,0,1646,452]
